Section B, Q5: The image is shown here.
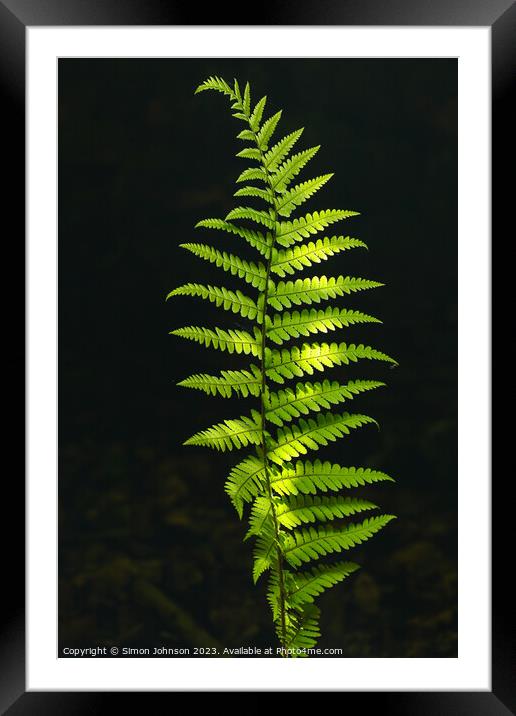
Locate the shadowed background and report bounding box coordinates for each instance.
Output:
[58,58,457,657]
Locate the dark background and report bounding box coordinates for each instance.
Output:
[58,58,457,657]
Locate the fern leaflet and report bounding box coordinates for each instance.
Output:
[180,243,266,289]
[271,236,367,277]
[268,275,384,310]
[266,307,381,345]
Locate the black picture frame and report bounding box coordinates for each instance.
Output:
[1,0,506,711]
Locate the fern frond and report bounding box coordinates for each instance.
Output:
[236,167,268,185]
[276,495,377,529]
[263,128,304,172]
[245,496,274,540]
[236,147,262,161]
[225,455,266,516]
[283,515,396,567]
[283,604,321,653]
[195,76,236,99]
[268,276,384,310]
[236,128,256,142]
[276,210,360,247]
[171,326,260,356]
[180,243,266,289]
[167,283,259,320]
[177,366,261,398]
[184,411,263,452]
[229,81,248,121]
[225,206,275,230]
[270,461,395,497]
[271,236,367,277]
[234,185,275,204]
[256,110,282,150]
[265,379,385,426]
[195,218,271,257]
[253,523,276,583]
[276,175,334,218]
[249,96,267,132]
[243,82,251,115]
[287,562,360,607]
[264,342,397,384]
[266,307,381,345]
[271,147,321,193]
[268,412,377,465]
[173,76,398,655]
[266,571,283,622]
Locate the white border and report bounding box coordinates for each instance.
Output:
[27,26,490,691]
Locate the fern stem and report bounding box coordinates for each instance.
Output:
[248,118,289,653]
[259,257,288,653]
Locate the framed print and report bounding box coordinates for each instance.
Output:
[1,0,508,710]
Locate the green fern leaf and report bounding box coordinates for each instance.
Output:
[167,283,259,320]
[236,147,262,161]
[256,110,282,150]
[180,243,266,289]
[263,128,304,172]
[184,411,263,452]
[171,326,260,356]
[264,342,396,383]
[236,128,256,142]
[266,307,381,345]
[271,236,367,277]
[225,455,266,516]
[195,218,271,257]
[253,523,276,582]
[243,82,251,115]
[265,379,385,426]
[225,206,275,230]
[282,515,396,568]
[276,495,378,529]
[233,186,274,204]
[177,366,261,398]
[284,604,321,653]
[271,147,321,193]
[234,186,274,202]
[232,78,242,101]
[266,571,283,622]
[236,167,268,184]
[268,275,384,310]
[276,210,360,247]
[249,96,267,132]
[270,461,395,497]
[276,174,334,218]
[234,185,275,204]
[268,412,377,465]
[195,76,236,99]
[245,496,274,540]
[287,562,360,607]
